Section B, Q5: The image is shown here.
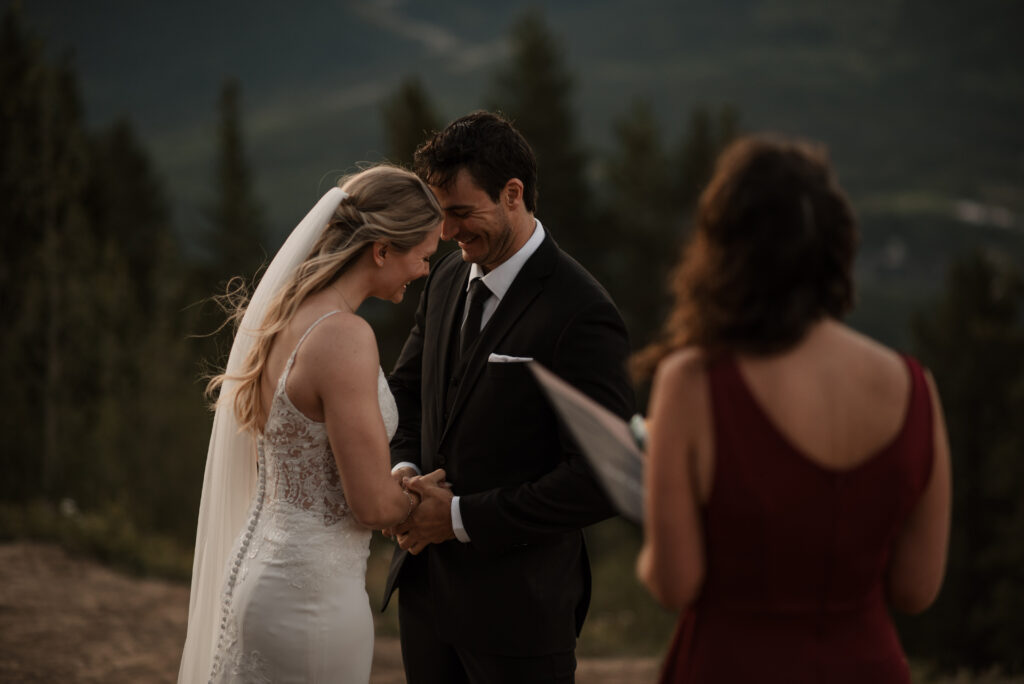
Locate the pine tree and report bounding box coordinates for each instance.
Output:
[676,104,739,209]
[906,250,1024,673]
[0,5,50,498]
[486,9,592,264]
[203,78,268,291]
[84,119,209,539]
[198,78,269,369]
[602,99,677,344]
[85,119,173,307]
[0,6,95,498]
[381,76,441,168]
[1,7,210,547]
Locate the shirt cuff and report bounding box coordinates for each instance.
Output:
[391,461,422,476]
[451,496,471,543]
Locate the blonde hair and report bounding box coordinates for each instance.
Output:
[207,164,442,433]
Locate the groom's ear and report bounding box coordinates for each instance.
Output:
[502,179,524,208]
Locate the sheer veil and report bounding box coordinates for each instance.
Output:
[178,187,348,683]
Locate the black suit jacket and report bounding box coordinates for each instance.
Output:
[383,231,634,655]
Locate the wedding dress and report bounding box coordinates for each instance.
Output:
[209,310,398,683]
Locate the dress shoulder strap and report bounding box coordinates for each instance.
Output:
[897,353,936,492]
[280,310,344,382]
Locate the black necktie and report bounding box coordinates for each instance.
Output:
[460,277,491,358]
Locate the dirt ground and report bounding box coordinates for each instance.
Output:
[0,543,658,683]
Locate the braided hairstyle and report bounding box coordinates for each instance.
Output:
[208,164,442,433]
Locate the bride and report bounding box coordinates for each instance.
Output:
[178,164,447,683]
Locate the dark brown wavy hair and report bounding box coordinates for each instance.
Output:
[633,135,858,378]
[413,110,538,212]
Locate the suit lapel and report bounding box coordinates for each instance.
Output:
[441,235,558,435]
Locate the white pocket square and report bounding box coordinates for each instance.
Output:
[488,353,534,363]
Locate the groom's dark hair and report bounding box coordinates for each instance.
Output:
[413,110,538,213]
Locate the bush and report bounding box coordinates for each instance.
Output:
[0,498,193,581]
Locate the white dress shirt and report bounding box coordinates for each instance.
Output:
[393,220,547,543]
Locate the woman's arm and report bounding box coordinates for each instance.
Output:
[307,314,418,529]
[637,349,711,611]
[886,369,952,614]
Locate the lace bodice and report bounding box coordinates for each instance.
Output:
[261,343,399,526]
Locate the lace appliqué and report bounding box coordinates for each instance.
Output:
[260,351,397,527]
[264,385,351,526]
[213,605,272,684]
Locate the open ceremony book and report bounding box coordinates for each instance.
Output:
[527,361,646,525]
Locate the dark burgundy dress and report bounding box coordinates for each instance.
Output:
[658,355,934,683]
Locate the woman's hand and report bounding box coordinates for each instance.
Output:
[394,469,455,554]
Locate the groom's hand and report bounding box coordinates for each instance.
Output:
[396,470,455,554]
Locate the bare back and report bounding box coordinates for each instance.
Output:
[735,319,911,472]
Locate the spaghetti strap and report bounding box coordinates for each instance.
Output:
[279,310,344,388]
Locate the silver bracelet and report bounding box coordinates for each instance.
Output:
[397,489,418,526]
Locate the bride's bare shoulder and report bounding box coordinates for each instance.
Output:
[292,310,380,380]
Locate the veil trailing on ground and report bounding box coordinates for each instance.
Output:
[178,187,348,683]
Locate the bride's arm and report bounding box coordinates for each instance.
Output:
[306,313,418,529]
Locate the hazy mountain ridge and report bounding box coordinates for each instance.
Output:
[24,1,1024,345]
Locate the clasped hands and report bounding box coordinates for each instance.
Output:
[382,467,455,555]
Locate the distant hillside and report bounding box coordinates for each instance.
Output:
[25,2,1022,214]
[852,212,1024,349]
[24,0,1024,346]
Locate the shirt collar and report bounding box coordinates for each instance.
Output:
[467,219,546,301]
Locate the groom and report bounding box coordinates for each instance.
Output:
[382,111,635,683]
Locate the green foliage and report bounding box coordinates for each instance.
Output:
[0,6,208,555]
[0,499,193,581]
[580,518,677,656]
[371,76,451,369]
[903,251,1024,674]
[486,9,593,265]
[676,104,738,209]
[600,98,739,352]
[202,78,268,287]
[910,663,1024,684]
[1,6,92,499]
[195,77,272,373]
[599,99,677,346]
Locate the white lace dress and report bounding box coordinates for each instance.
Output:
[210,311,398,683]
